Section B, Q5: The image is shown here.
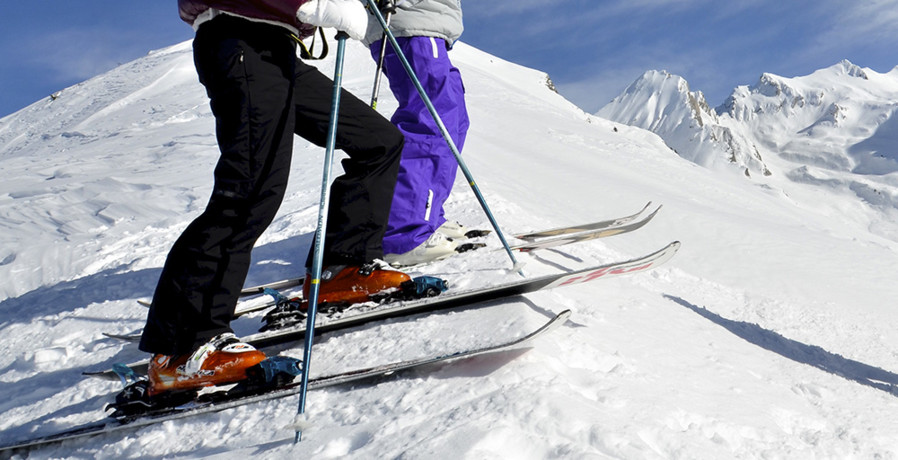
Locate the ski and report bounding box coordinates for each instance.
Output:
[131,278,304,309]
[136,276,305,305]
[2,310,570,453]
[509,204,660,252]
[121,203,661,326]
[515,201,654,240]
[239,277,309,297]
[110,295,301,342]
[89,241,679,379]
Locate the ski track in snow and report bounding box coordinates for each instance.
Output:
[2,37,898,458]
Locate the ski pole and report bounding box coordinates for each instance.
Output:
[294,30,350,444]
[364,0,522,273]
[369,3,393,109]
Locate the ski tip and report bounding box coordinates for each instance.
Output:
[656,240,682,262]
[530,309,573,338]
[550,309,573,329]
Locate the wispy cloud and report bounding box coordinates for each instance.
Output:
[463,0,898,111]
[463,0,556,17]
[804,1,898,58]
[17,28,149,86]
[835,1,898,40]
[2,0,894,117]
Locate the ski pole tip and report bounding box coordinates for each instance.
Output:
[291,414,314,443]
[509,262,527,277]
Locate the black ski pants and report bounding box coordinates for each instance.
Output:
[140,16,403,355]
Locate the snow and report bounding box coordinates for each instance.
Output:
[2,35,898,459]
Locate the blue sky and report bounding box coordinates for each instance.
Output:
[2,1,897,118]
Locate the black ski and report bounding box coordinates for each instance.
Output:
[2,310,570,453]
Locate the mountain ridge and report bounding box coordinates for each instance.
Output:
[598,60,898,229]
[600,60,898,172]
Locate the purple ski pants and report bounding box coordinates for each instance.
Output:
[372,36,470,255]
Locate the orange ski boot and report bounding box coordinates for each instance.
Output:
[147,333,267,397]
[259,263,448,331]
[304,262,412,306]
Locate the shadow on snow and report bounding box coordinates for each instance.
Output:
[665,294,898,397]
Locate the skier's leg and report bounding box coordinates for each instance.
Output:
[292,60,404,266]
[375,36,470,255]
[140,16,296,355]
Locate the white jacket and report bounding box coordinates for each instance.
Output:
[362,0,463,46]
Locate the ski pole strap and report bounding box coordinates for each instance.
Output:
[292,28,329,60]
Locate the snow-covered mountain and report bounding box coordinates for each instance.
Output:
[3,37,898,458]
[722,61,898,175]
[598,61,898,218]
[597,70,771,178]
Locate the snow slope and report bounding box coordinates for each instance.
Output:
[2,36,898,459]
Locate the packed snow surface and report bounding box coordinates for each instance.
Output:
[2,36,898,459]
